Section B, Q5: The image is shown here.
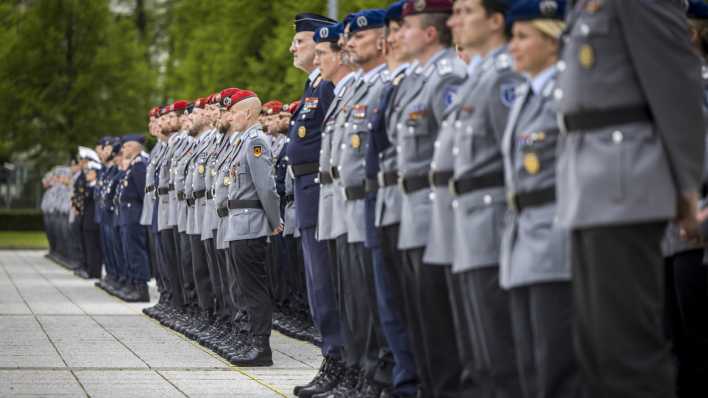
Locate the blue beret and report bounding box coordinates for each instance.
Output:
[314,23,343,43]
[97,136,113,146]
[385,1,405,25]
[349,9,386,34]
[121,134,145,145]
[688,0,708,19]
[294,13,337,32]
[506,0,566,26]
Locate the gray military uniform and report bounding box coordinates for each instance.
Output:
[340,64,388,243]
[317,72,357,241]
[140,141,164,226]
[157,133,183,232]
[283,171,299,237]
[499,66,570,289]
[201,132,225,241]
[451,47,523,272]
[176,135,196,233]
[224,123,280,242]
[556,0,705,228]
[214,134,239,250]
[375,63,412,229]
[396,48,467,251]
[186,129,215,236]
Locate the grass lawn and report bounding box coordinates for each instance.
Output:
[0,231,48,250]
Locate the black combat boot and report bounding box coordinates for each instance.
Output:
[229,335,273,367]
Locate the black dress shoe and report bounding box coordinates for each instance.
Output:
[123,282,150,303]
[298,358,346,398]
[229,335,273,367]
[74,269,91,279]
[295,356,332,395]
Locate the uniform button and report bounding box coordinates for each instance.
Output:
[319,150,323,155]
[284,156,289,161]
[341,144,346,149]
[345,123,350,128]
[580,23,590,36]
[408,127,414,135]
[429,192,435,201]
[379,153,383,159]
[396,145,401,152]
[557,60,566,71]
[368,123,372,129]
[434,141,440,148]
[290,121,295,126]
[452,200,458,209]
[455,121,462,129]
[452,147,459,156]
[431,161,436,169]
[554,89,563,100]
[330,157,334,163]
[397,123,403,130]
[245,209,249,213]
[286,138,291,143]
[612,130,623,143]
[338,166,342,171]
[483,195,492,205]
[442,121,448,128]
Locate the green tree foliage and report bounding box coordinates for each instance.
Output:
[0,0,391,167]
[0,0,154,165]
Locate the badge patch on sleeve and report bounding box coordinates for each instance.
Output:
[442,85,459,109]
[500,83,517,107]
[253,145,263,158]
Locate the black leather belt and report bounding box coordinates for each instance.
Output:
[399,174,430,194]
[145,185,155,194]
[177,191,186,201]
[377,170,398,188]
[217,207,228,218]
[450,171,505,196]
[429,170,453,187]
[168,183,175,191]
[193,189,206,199]
[560,104,652,133]
[292,163,319,177]
[284,194,294,203]
[186,198,195,206]
[157,187,170,195]
[345,185,366,200]
[207,191,214,200]
[365,178,378,193]
[330,166,340,180]
[227,199,263,210]
[318,171,334,185]
[508,186,556,212]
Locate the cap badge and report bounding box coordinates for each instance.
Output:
[357,16,368,28]
[320,27,329,38]
[414,0,426,12]
[539,0,558,16]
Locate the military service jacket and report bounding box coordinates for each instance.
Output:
[340,64,388,243]
[451,47,523,273]
[157,132,183,232]
[499,67,571,289]
[118,155,147,226]
[395,48,467,250]
[556,0,705,228]
[140,141,163,226]
[186,129,215,235]
[224,123,281,242]
[317,72,357,241]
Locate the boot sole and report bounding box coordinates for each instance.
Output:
[229,359,273,367]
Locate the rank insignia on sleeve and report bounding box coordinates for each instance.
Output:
[253,145,263,158]
[298,126,307,138]
[351,134,361,149]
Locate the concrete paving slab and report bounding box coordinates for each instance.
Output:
[0,316,65,368]
[160,370,284,397]
[74,370,185,398]
[0,370,86,397]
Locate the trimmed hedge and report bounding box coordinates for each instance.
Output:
[0,209,45,231]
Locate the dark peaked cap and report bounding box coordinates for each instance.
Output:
[294,13,337,32]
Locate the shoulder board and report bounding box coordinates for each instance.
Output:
[437,58,454,76]
[495,53,512,71]
[393,73,405,86]
[248,130,259,139]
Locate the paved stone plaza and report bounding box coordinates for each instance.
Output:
[0,251,320,397]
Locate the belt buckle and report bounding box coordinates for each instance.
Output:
[507,192,518,212]
[557,112,568,134]
[448,179,458,196]
[428,171,436,188]
[398,176,407,194]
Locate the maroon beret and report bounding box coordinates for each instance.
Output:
[402,0,453,16]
